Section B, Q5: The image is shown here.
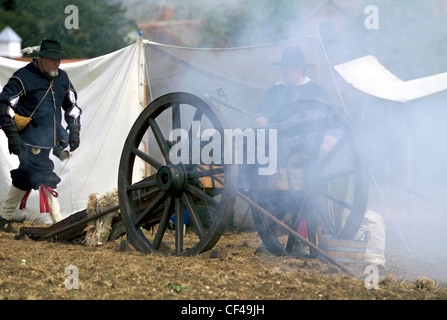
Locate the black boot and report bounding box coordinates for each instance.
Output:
[0,216,17,234]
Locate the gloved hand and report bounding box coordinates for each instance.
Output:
[67,124,80,151]
[2,123,22,155]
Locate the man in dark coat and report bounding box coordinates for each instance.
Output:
[256,46,330,126]
[255,47,332,255]
[0,39,81,233]
[256,46,332,166]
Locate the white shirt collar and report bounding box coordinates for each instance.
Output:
[275,76,311,86]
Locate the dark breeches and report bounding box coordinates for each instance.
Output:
[11,146,61,190]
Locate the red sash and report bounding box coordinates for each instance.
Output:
[19,185,58,213]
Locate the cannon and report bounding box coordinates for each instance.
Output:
[18,92,369,272]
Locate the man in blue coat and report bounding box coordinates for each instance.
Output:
[256,46,330,126]
[0,39,81,233]
[255,47,332,256]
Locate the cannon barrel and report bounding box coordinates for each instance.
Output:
[262,113,342,136]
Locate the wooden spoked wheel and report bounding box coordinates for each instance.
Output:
[250,99,369,256]
[118,92,237,256]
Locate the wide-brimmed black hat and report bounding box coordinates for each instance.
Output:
[35,39,70,60]
[272,46,312,67]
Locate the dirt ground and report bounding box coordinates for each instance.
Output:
[1,221,447,301]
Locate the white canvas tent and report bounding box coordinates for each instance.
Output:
[0,37,317,223]
[334,55,447,102]
[0,42,145,222]
[1,38,447,223]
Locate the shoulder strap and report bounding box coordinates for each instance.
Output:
[29,79,54,118]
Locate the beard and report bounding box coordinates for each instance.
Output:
[48,69,59,78]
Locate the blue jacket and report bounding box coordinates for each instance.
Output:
[258,79,330,123]
[0,60,79,149]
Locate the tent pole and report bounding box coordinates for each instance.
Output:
[139,40,152,177]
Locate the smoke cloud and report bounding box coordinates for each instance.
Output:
[124,0,447,282]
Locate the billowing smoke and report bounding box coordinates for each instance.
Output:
[125,0,447,282]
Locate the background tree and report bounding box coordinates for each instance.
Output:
[0,0,134,58]
[1,0,446,78]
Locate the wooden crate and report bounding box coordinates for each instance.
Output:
[263,168,305,191]
[199,165,224,189]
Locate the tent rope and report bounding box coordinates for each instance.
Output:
[369,168,413,253]
[314,27,415,255]
[314,25,348,114]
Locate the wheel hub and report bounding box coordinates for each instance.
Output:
[156,163,187,196]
